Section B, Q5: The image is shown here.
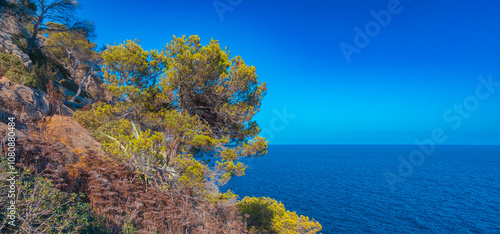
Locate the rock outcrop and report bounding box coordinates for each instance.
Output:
[39,115,103,179]
[0,3,32,66]
[0,75,95,179]
[0,77,72,126]
[0,76,50,123]
[40,115,101,158]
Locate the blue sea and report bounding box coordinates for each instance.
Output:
[222,145,500,233]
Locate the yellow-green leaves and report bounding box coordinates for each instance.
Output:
[0,52,39,88]
[45,22,99,94]
[239,136,268,157]
[237,197,323,234]
[205,189,239,204]
[174,154,207,190]
[102,39,165,100]
[161,35,266,143]
[45,23,96,61]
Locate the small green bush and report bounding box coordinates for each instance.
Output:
[30,62,57,89]
[10,33,28,52]
[237,197,322,234]
[0,52,40,88]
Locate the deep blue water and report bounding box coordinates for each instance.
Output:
[222,145,500,233]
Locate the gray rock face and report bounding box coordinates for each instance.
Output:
[0,77,72,126]
[0,77,50,122]
[0,7,32,66]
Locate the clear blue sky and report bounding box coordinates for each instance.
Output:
[79,0,500,145]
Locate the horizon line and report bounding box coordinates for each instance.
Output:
[267,143,500,146]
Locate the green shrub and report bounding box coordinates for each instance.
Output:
[30,62,57,89]
[0,52,39,88]
[237,197,322,234]
[10,33,28,52]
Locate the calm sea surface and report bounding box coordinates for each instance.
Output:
[222,145,500,233]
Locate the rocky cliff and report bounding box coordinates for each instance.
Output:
[0,76,72,127]
[0,2,32,66]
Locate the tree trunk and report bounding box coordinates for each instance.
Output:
[26,14,44,56]
[70,60,99,103]
[70,73,89,103]
[26,27,39,56]
[63,100,83,109]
